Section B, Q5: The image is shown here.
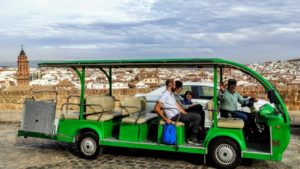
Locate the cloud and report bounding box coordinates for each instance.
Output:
[1,0,300,63]
[60,44,99,49]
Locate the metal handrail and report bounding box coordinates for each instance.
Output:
[60,102,80,119]
[60,102,106,121]
[85,104,105,121]
[66,95,80,104]
[120,105,143,124]
[66,95,80,113]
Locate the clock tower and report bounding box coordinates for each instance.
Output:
[17,46,30,86]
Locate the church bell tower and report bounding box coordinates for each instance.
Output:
[17,46,30,86]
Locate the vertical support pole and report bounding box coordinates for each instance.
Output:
[220,66,223,84]
[79,67,85,120]
[72,66,85,120]
[109,67,112,96]
[213,65,218,128]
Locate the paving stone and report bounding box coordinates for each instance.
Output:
[0,123,299,169]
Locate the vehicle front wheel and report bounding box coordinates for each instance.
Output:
[77,132,102,159]
[209,138,241,169]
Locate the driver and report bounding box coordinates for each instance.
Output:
[218,79,260,140]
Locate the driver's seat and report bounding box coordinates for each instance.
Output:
[207,100,244,129]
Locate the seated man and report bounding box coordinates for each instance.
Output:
[218,79,260,140]
[173,81,205,129]
[154,79,202,144]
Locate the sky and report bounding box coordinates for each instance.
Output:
[1,0,300,64]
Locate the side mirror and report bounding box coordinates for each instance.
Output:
[267,89,278,104]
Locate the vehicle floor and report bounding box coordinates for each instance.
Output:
[245,140,271,154]
[102,137,204,148]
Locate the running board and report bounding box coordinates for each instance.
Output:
[101,138,207,154]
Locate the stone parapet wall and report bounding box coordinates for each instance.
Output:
[0,85,300,112]
[237,84,300,111]
[0,88,153,111]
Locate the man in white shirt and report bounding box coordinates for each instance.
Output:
[154,79,202,144]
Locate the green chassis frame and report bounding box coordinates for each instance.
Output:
[18,58,290,161]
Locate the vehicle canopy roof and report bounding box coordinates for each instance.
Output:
[38,58,233,68]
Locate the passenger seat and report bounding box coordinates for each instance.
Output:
[85,95,119,121]
[120,96,157,124]
[206,100,244,129]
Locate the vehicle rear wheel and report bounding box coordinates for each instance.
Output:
[209,138,241,169]
[77,132,102,159]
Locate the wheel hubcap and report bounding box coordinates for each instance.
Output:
[215,144,236,165]
[81,138,96,155]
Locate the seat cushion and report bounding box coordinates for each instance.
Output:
[159,120,185,126]
[122,113,158,124]
[86,95,115,114]
[120,97,147,115]
[217,118,244,129]
[62,112,79,119]
[206,100,214,121]
[86,113,114,121]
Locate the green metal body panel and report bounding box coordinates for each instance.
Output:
[270,118,290,161]
[16,57,290,162]
[203,127,246,151]
[101,139,207,154]
[119,123,148,142]
[257,103,291,161]
[157,124,186,145]
[259,104,275,116]
[242,152,271,160]
[56,119,113,142]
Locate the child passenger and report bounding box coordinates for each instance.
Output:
[183,91,193,105]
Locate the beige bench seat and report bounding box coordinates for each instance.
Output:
[120,96,158,124]
[85,113,114,121]
[159,120,185,126]
[207,100,245,129]
[122,113,158,124]
[217,118,244,128]
[85,95,117,121]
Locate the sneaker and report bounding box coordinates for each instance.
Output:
[187,137,202,145]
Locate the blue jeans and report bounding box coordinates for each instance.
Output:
[220,109,258,137]
[231,110,250,127]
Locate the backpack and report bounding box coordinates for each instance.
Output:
[162,124,177,145]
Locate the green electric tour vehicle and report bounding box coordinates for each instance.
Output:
[18,58,290,169]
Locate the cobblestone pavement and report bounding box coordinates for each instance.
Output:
[0,123,299,169]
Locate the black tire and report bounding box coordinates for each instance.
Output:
[208,137,241,169]
[77,132,102,159]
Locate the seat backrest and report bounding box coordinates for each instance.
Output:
[207,100,233,121]
[86,95,115,114]
[207,100,214,122]
[120,96,147,115]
